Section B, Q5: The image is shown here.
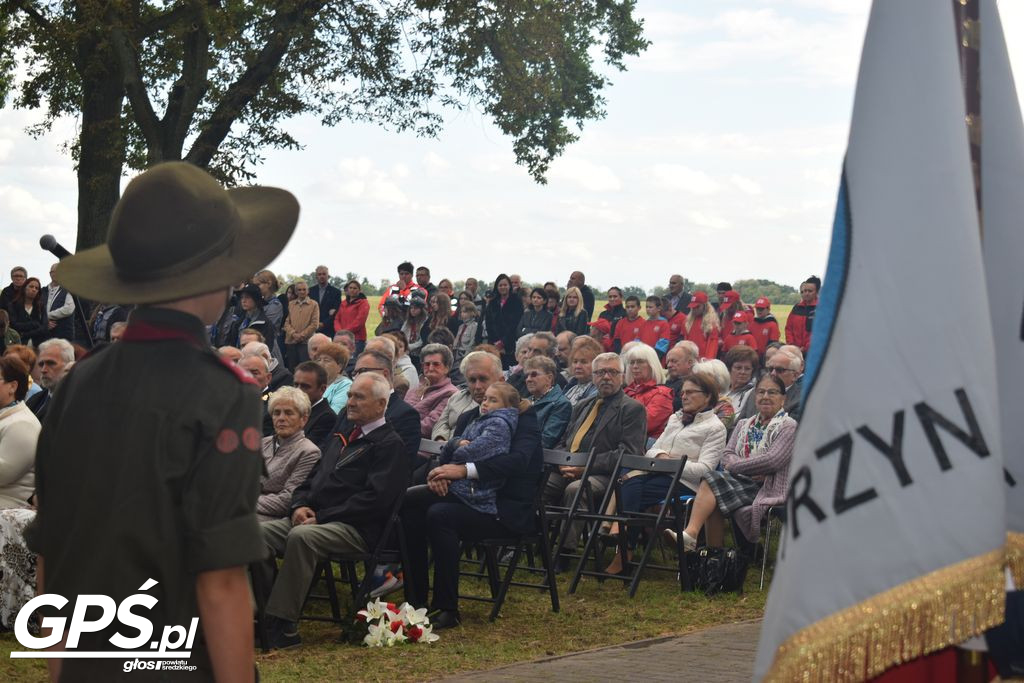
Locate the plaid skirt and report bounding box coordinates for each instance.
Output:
[704,470,762,516]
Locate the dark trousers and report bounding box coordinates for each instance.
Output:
[618,473,695,548]
[285,342,309,371]
[401,485,512,612]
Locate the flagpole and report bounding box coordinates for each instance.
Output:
[953,0,982,233]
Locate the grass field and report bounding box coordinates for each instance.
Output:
[0,559,770,682]
[363,299,790,344]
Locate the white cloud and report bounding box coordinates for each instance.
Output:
[332,157,408,206]
[548,157,622,192]
[651,164,719,194]
[731,174,763,195]
[422,151,451,173]
[687,210,731,230]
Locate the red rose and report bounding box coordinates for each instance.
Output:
[390,620,403,633]
[356,613,367,622]
[387,602,399,613]
[407,626,423,642]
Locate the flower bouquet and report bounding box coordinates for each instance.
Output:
[356,598,440,647]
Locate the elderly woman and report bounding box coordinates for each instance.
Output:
[606,372,725,574]
[680,374,796,550]
[623,343,674,441]
[557,286,591,336]
[315,342,353,414]
[564,335,602,406]
[692,359,736,432]
[384,332,420,392]
[406,344,458,437]
[258,387,321,522]
[523,356,572,448]
[0,356,39,508]
[724,345,759,420]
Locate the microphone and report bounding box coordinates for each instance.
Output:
[40,234,72,259]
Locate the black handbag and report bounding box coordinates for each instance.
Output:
[688,547,749,595]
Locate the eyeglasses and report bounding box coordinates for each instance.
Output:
[593,368,622,378]
[756,389,783,396]
[353,367,387,376]
[525,371,548,379]
[680,389,706,397]
[768,366,794,374]
[422,361,445,368]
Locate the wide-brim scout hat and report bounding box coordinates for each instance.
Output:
[56,162,299,305]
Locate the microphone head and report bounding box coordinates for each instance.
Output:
[39,234,57,250]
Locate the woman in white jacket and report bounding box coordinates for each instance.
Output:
[0,356,40,509]
[606,372,726,574]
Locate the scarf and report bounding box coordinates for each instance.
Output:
[738,408,788,459]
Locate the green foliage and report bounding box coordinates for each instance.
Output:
[688,279,799,306]
[6,0,650,187]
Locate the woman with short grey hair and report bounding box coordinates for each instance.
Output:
[406,343,458,437]
[258,386,319,522]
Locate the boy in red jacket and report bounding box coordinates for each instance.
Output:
[639,295,670,356]
[723,311,757,354]
[749,296,780,357]
[612,296,644,352]
[785,276,820,354]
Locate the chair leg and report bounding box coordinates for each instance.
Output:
[344,560,361,602]
[760,514,775,591]
[627,526,658,598]
[324,561,341,622]
[568,520,602,594]
[536,531,560,613]
[489,543,523,621]
[483,546,501,598]
[249,563,272,653]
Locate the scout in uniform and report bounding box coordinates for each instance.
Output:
[28,162,298,681]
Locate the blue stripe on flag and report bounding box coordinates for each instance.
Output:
[803,168,852,404]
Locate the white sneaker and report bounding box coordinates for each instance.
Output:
[681,531,697,551]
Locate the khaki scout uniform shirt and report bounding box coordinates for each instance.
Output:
[30,306,265,680]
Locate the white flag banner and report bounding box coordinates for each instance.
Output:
[981,0,1024,584]
[754,2,1006,681]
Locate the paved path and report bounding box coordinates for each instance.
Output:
[441,619,761,682]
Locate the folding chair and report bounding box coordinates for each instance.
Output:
[540,447,599,565]
[458,471,559,621]
[569,452,692,597]
[759,506,785,590]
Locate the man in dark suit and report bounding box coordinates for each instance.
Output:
[544,352,647,568]
[402,350,543,629]
[328,349,420,468]
[259,373,407,649]
[308,265,342,334]
[567,270,595,317]
[292,361,335,447]
[665,274,693,315]
[27,338,75,422]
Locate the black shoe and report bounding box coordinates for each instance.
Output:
[554,554,572,574]
[427,609,461,631]
[266,617,302,650]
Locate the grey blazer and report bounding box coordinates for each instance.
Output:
[556,390,647,474]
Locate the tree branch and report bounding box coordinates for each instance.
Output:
[161,2,211,156]
[6,0,82,71]
[185,0,329,169]
[136,4,193,39]
[110,24,163,162]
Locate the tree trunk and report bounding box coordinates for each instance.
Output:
[75,16,126,251]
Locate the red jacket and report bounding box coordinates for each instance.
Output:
[639,317,670,354]
[683,317,719,360]
[334,294,370,341]
[612,316,644,352]
[722,331,757,354]
[749,314,780,355]
[665,311,686,347]
[624,380,674,438]
[785,299,817,353]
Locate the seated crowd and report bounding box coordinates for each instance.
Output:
[0,260,819,646]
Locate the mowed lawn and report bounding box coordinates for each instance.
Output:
[363,299,791,344]
[0,564,769,682]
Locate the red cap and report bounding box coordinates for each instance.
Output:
[588,319,611,334]
[720,290,740,305]
[688,291,709,308]
[732,311,747,323]
[755,297,771,309]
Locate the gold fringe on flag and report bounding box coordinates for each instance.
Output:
[1009,532,1024,588]
[763,548,1006,683]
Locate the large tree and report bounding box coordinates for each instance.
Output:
[1,0,648,250]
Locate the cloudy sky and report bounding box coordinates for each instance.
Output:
[1,1,1022,292]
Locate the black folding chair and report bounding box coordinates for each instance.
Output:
[540,447,599,565]
[457,471,559,621]
[568,452,692,597]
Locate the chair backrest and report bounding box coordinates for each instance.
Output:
[542,448,590,469]
[618,453,688,477]
[418,438,444,456]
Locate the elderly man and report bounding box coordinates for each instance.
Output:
[509,332,567,395]
[292,360,336,446]
[283,280,319,369]
[240,354,275,436]
[415,266,437,296]
[567,271,595,318]
[258,373,406,649]
[242,340,292,391]
[306,332,331,360]
[26,338,75,421]
[402,350,543,629]
[464,277,484,306]
[327,349,420,468]
[555,331,576,372]
[308,265,341,333]
[665,340,699,411]
[44,263,76,341]
[0,266,26,311]
[544,352,647,570]
[766,350,804,421]
[665,274,692,314]
[218,345,243,363]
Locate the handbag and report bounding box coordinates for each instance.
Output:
[688,547,749,595]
